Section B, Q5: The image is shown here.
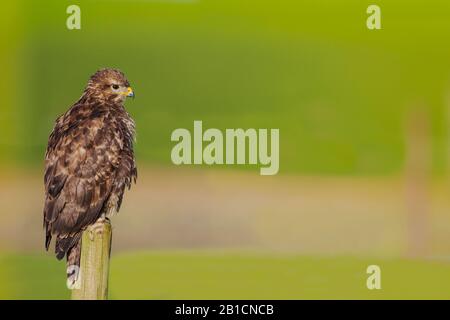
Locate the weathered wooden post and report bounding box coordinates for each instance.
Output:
[71,220,112,300]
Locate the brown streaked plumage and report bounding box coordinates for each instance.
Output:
[43,68,137,288]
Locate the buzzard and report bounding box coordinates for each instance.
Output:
[43,69,137,288]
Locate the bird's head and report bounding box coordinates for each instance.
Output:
[85,68,134,104]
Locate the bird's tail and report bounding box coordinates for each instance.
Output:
[65,237,82,289]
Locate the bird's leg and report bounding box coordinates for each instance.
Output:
[88,214,109,240]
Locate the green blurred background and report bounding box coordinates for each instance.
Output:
[1,0,450,299]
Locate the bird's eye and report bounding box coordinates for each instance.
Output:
[112,84,120,90]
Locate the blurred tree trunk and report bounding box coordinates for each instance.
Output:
[404,106,430,258]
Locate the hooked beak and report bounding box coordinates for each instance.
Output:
[126,87,135,99]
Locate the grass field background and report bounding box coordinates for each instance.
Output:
[0,170,449,299]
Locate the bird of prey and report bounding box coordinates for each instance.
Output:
[43,69,137,288]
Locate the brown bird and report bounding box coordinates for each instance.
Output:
[43,68,137,288]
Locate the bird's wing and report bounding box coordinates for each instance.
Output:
[43,113,120,251]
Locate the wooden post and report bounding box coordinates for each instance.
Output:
[71,220,112,300]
